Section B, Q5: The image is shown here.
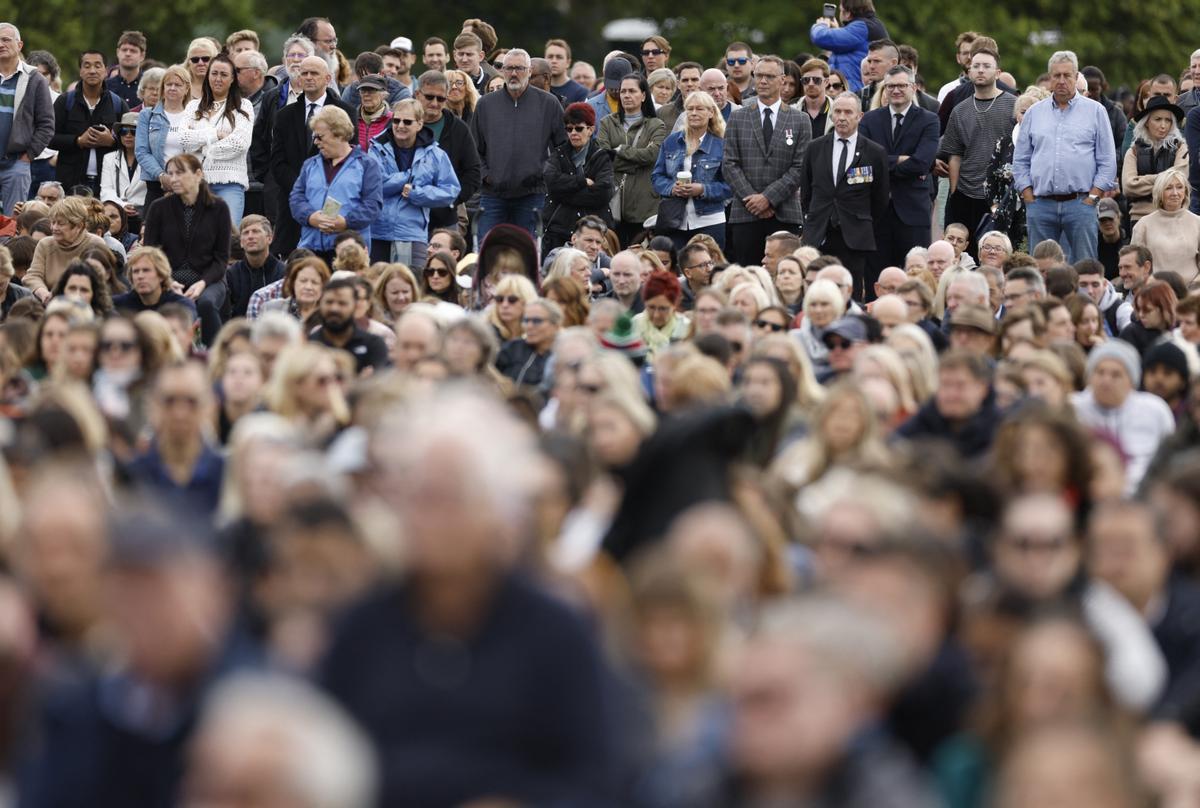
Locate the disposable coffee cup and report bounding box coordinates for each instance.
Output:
[676,171,692,184]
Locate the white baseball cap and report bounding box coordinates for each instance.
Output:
[390,36,413,52]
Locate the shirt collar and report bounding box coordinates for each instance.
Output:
[890,102,913,118]
[758,98,782,117]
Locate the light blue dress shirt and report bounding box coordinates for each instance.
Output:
[1012,92,1117,196]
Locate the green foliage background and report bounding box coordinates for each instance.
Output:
[9,0,1194,91]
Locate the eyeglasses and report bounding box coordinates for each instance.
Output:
[311,132,326,142]
[642,48,666,56]
[421,92,447,103]
[189,55,211,64]
[754,72,781,81]
[981,243,1006,252]
[828,82,844,91]
[100,339,137,353]
[685,260,714,271]
[495,294,522,305]
[522,316,547,325]
[565,124,590,133]
[801,76,825,85]
[117,128,135,136]
[501,65,528,73]
[448,80,466,88]
[315,38,339,48]
[391,118,418,126]
[755,319,787,332]
[425,266,451,277]
[826,338,854,350]
[883,82,911,91]
[726,57,749,66]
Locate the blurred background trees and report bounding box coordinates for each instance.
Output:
[9,0,1196,92]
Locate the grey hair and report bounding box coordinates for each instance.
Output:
[418,69,447,89]
[906,245,928,260]
[757,593,909,698]
[834,90,863,111]
[949,271,990,304]
[0,23,20,41]
[199,674,378,808]
[137,67,166,100]
[251,311,303,345]
[979,230,1014,254]
[37,180,64,195]
[238,50,269,73]
[527,297,563,325]
[504,48,532,67]
[1047,50,1079,73]
[1132,109,1183,151]
[282,34,316,61]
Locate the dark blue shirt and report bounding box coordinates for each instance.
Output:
[125,440,224,516]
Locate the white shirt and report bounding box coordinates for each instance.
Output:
[302,94,327,118]
[889,102,913,133]
[757,97,782,128]
[831,131,858,184]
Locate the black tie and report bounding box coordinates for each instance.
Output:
[893,112,904,136]
[762,107,774,145]
[837,138,849,183]
[306,102,316,124]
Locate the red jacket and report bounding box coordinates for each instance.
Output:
[357,108,393,153]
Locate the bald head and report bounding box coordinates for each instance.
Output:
[298,55,332,98]
[874,266,907,297]
[926,240,955,278]
[699,68,730,107]
[529,57,551,91]
[872,295,907,335]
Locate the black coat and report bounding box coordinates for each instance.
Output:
[226,255,285,318]
[894,396,1000,459]
[542,141,614,247]
[800,132,891,252]
[428,112,482,231]
[266,91,353,203]
[1152,575,1200,730]
[51,87,129,189]
[142,193,232,287]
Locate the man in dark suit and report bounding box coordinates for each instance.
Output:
[722,55,811,267]
[266,55,352,257]
[860,66,939,283]
[801,93,891,301]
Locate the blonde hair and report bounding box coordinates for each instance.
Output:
[730,282,770,318]
[265,343,349,424]
[133,311,185,363]
[681,90,726,138]
[591,387,656,438]
[186,38,219,59]
[670,354,732,409]
[161,64,194,103]
[1152,166,1190,210]
[391,98,423,121]
[49,197,90,229]
[852,344,918,414]
[802,278,846,319]
[126,245,173,292]
[310,105,355,142]
[486,274,538,341]
[373,263,419,319]
[445,69,480,113]
[886,323,939,401]
[751,333,826,409]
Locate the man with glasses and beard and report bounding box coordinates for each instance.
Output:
[415,70,480,236]
[310,277,389,375]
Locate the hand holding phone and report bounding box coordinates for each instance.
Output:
[823,3,837,17]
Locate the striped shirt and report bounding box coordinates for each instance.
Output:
[0,70,18,159]
[940,92,1016,200]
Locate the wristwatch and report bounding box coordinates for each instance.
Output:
[1087,193,1100,204]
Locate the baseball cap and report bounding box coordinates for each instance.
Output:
[390,36,413,52]
[1096,198,1120,220]
[603,57,634,92]
[358,74,387,92]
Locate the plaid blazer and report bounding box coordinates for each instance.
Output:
[721,102,812,224]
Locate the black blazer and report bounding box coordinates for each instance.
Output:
[859,104,939,225]
[267,91,353,200]
[429,112,482,231]
[142,193,232,287]
[800,132,891,252]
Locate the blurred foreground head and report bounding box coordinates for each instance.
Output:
[183,673,377,808]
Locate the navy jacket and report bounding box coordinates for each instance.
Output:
[859,104,940,226]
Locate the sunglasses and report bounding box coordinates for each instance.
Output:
[495,294,522,305]
[421,92,447,103]
[801,76,825,85]
[117,127,136,136]
[755,319,787,332]
[100,339,137,353]
[829,82,844,90]
[391,118,418,126]
[425,267,451,277]
[522,316,547,326]
[189,55,211,64]
[825,338,853,350]
[726,57,749,66]
[642,48,666,56]
[565,124,590,133]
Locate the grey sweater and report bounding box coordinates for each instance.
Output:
[6,62,54,159]
[470,84,567,198]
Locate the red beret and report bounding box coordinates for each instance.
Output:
[642,269,681,305]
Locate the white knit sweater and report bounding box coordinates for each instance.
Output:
[177,97,255,189]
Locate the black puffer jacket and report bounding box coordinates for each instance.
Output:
[542,140,614,251]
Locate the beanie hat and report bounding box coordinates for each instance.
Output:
[564,101,596,127]
[642,270,681,305]
[1086,339,1141,388]
[1143,341,1191,386]
[600,312,648,364]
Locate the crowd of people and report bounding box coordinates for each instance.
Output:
[3,8,1200,807]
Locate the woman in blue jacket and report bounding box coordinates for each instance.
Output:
[135,64,193,210]
[289,106,383,264]
[809,0,890,92]
[650,91,732,251]
[368,98,461,266]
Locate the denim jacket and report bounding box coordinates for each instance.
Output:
[134,103,170,181]
[651,131,731,217]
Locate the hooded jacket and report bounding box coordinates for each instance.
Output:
[369,126,461,243]
[289,146,383,252]
[542,139,614,243]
